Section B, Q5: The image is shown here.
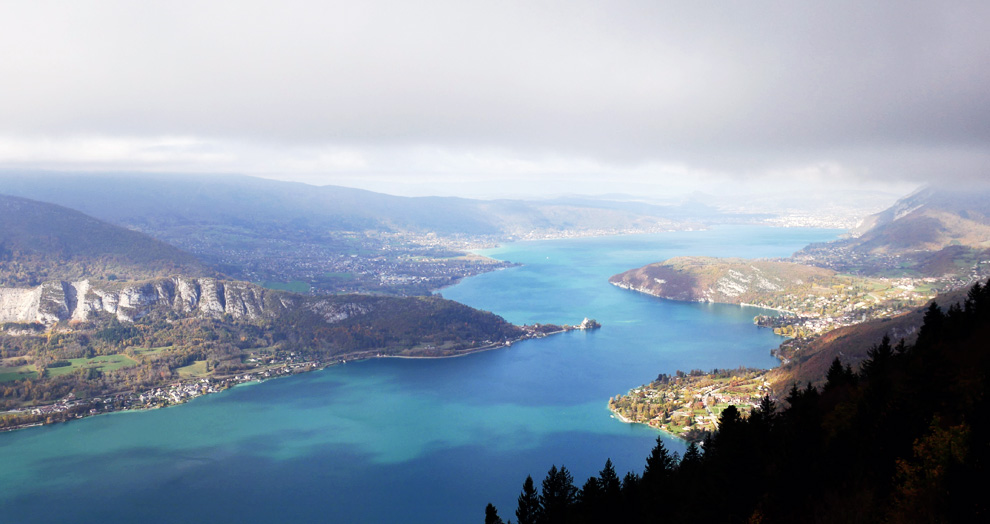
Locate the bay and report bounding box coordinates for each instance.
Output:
[0,226,840,523]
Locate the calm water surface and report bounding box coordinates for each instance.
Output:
[0,226,840,523]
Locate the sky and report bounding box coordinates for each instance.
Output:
[0,1,988,200]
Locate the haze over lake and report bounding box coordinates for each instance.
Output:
[0,226,839,523]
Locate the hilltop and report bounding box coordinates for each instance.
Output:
[0,195,209,286]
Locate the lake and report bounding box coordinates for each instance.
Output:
[0,226,839,523]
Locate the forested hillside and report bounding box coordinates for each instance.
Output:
[0,194,209,286]
[0,292,523,420]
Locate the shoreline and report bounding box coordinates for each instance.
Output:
[609,405,687,442]
[0,327,580,434]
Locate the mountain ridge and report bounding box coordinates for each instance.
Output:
[0,194,210,286]
[812,185,990,257]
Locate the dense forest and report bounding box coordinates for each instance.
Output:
[485,280,990,523]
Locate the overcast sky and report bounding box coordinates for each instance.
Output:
[0,0,987,199]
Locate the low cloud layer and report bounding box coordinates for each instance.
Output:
[0,1,987,197]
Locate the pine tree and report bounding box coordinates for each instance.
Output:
[642,436,676,484]
[861,334,893,379]
[717,404,741,431]
[750,394,777,432]
[540,465,577,524]
[574,458,623,522]
[515,475,541,524]
[639,436,676,519]
[680,442,701,470]
[598,458,621,504]
[917,303,945,347]
[620,471,641,520]
[825,356,846,390]
[485,503,505,524]
[578,475,602,519]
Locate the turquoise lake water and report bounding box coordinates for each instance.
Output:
[0,226,840,523]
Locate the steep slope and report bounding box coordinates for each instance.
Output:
[0,194,210,286]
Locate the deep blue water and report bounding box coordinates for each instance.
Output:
[0,226,840,523]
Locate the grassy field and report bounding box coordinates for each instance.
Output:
[130,346,173,357]
[257,280,311,293]
[0,364,38,382]
[46,354,139,377]
[176,360,209,378]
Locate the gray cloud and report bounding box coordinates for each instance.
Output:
[0,0,987,194]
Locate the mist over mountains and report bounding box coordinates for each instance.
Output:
[0,173,713,238]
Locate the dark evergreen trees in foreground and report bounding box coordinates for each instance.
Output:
[486,280,990,523]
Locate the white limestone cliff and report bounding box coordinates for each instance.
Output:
[0,277,292,327]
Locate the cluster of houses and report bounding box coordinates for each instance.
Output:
[3,358,332,430]
[615,374,770,437]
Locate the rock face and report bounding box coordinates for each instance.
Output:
[0,277,300,325]
[609,257,835,305]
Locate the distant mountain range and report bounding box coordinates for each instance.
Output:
[0,173,718,238]
[0,173,749,291]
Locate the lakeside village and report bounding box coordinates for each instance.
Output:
[0,319,601,432]
[1,355,332,431]
[609,368,769,444]
[753,268,990,339]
